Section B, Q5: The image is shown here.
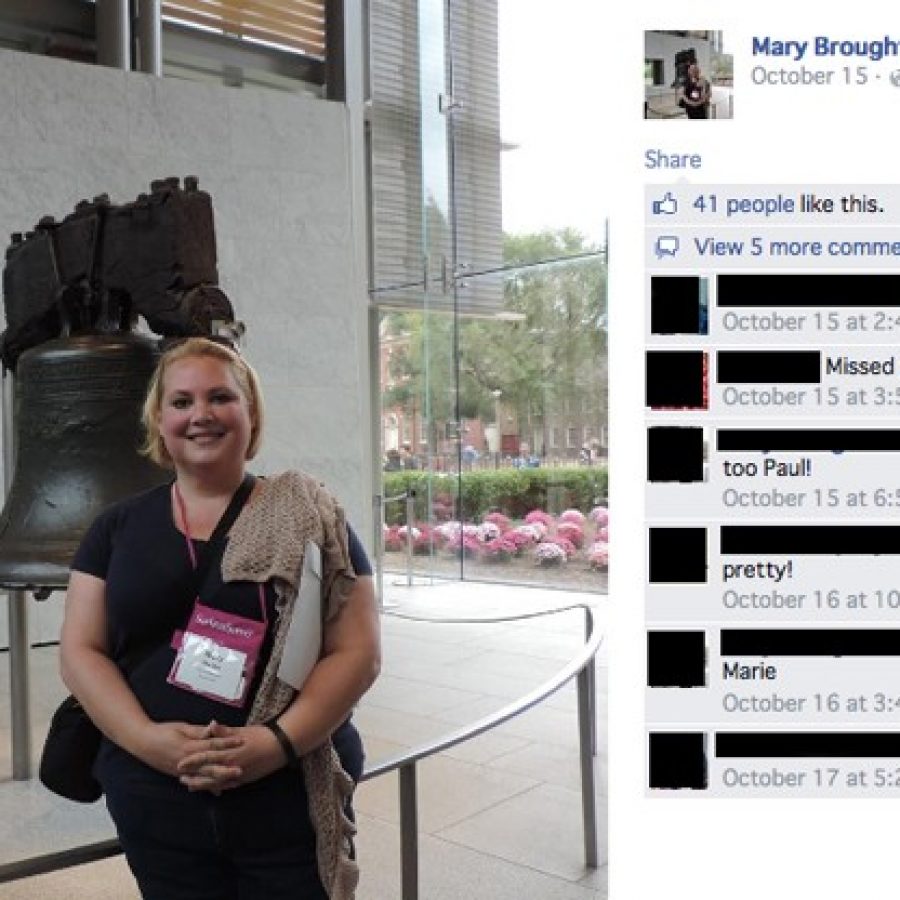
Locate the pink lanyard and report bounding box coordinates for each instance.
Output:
[173,482,268,624]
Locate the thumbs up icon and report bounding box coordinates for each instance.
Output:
[652,193,678,215]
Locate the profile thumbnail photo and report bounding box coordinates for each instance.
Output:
[644,30,734,120]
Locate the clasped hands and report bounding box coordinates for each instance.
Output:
[146,719,284,794]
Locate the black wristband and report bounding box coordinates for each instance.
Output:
[264,718,301,770]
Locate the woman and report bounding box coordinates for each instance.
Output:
[680,63,711,119]
[60,337,381,899]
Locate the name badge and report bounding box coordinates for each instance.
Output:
[173,634,247,701]
[168,595,267,707]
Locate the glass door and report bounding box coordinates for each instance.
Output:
[372,0,609,592]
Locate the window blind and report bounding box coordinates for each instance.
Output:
[161,0,326,58]
[369,0,504,314]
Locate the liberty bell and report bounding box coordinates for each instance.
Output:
[0,333,164,589]
[0,178,236,591]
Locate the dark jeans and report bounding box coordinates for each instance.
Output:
[105,768,328,900]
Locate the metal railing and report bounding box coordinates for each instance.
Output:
[375,488,418,598]
[364,604,602,899]
[0,603,603,896]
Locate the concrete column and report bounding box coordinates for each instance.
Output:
[344,0,376,549]
[96,0,130,70]
[136,0,162,76]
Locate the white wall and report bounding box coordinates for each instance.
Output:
[0,49,371,643]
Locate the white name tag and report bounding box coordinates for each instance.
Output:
[172,634,246,701]
[277,542,323,691]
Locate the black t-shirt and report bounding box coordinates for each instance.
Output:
[71,480,371,791]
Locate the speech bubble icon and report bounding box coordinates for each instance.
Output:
[655,236,680,258]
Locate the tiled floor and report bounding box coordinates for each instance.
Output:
[0,579,608,898]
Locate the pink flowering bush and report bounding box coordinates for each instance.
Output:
[434,521,480,549]
[503,530,532,555]
[436,521,468,549]
[556,522,585,549]
[513,524,542,544]
[445,534,481,558]
[534,541,566,566]
[483,512,512,532]
[481,535,519,563]
[525,509,555,528]
[413,524,436,555]
[384,525,404,552]
[589,506,609,527]
[397,525,421,541]
[549,536,577,559]
[559,509,586,525]
[434,521,461,540]
[477,521,502,543]
[596,525,609,543]
[588,541,610,570]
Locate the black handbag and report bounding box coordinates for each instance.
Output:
[39,695,104,802]
[39,475,256,803]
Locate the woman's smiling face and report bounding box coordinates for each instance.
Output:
[158,355,254,475]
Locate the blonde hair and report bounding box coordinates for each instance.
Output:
[141,337,265,468]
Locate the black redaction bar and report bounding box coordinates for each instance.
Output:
[716,429,900,452]
[720,629,900,656]
[716,732,900,757]
[720,525,900,554]
[718,274,900,307]
[716,351,821,384]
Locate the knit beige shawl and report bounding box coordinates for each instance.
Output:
[221,471,360,899]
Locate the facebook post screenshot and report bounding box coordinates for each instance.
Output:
[5,3,900,900]
[611,4,900,899]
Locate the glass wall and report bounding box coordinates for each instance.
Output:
[372,0,608,591]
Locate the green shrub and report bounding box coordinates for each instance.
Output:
[382,467,608,525]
